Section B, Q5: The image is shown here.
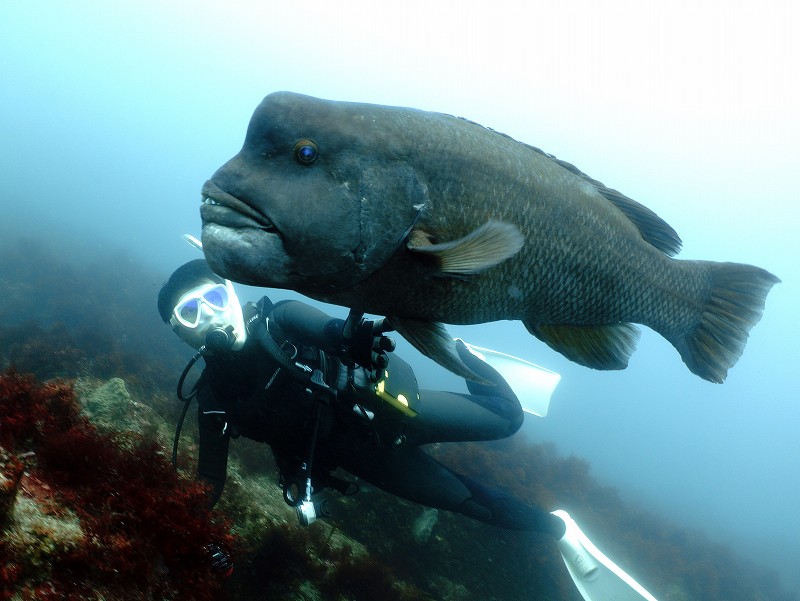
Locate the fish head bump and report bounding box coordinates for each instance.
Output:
[201,91,429,295]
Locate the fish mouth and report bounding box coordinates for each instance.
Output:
[200,180,278,232]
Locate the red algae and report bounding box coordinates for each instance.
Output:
[0,370,235,600]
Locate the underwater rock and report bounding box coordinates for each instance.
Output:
[0,453,25,527]
[82,377,135,425]
[429,576,471,601]
[80,377,158,436]
[0,450,84,590]
[6,490,84,572]
[411,507,439,544]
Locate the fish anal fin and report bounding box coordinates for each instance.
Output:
[388,317,490,383]
[407,220,524,275]
[525,322,640,370]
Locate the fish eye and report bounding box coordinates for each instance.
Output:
[292,139,319,165]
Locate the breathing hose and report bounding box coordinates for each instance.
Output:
[172,351,202,467]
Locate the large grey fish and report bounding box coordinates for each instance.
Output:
[200,91,779,383]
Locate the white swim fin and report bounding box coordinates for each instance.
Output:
[552,510,658,601]
[462,342,560,417]
[181,233,203,251]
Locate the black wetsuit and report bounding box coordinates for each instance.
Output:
[195,298,564,538]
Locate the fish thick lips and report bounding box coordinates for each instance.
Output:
[200,181,277,232]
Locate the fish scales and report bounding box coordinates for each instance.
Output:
[200,92,779,383]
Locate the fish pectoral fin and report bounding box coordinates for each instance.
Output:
[406,220,524,275]
[525,322,641,370]
[387,317,491,383]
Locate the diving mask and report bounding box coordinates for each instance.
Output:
[170,280,247,352]
[173,284,230,327]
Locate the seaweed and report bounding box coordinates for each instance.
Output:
[0,370,234,600]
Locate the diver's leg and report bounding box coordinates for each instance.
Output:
[408,339,524,444]
[343,446,473,510]
[410,389,522,444]
[455,473,565,537]
[345,447,563,538]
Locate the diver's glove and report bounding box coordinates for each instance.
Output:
[342,316,396,372]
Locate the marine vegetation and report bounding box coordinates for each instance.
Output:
[0,370,234,600]
[0,235,794,600]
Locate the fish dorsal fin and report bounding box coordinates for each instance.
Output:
[462,128,683,257]
[387,317,489,383]
[525,322,641,370]
[407,220,524,275]
[530,150,682,257]
[593,185,682,256]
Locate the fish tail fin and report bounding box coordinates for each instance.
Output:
[674,262,779,383]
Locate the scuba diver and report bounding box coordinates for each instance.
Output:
[157,256,659,601]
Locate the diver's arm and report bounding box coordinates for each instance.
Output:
[197,388,231,509]
[267,300,344,353]
[262,299,395,373]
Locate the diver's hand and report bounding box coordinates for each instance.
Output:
[345,318,396,371]
[205,541,234,578]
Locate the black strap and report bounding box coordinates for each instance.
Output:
[172,351,202,467]
[249,298,311,381]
